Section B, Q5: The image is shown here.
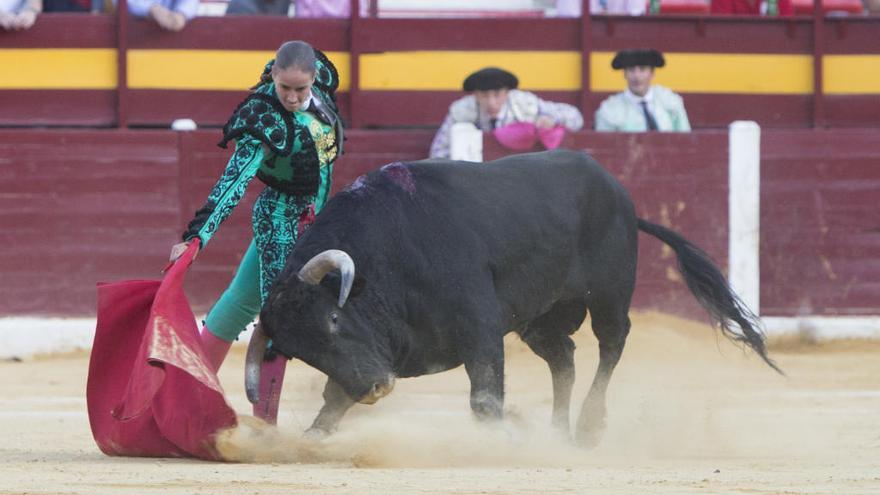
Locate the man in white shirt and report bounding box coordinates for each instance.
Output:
[594,49,691,133]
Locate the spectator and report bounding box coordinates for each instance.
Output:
[0,0,41,30]
[595,49,690,132]
[292,0,368,16]
[556,0,646,15]
[42,0,96,12]
[225,0,287,15]
[711,0,793,15]
[121,0,197,30]
[225,0,368,16]
[430,67,584,159]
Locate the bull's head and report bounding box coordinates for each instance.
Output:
[246,250,395,406]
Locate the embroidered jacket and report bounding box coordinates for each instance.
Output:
[429,89,584,159]
[183,50,343,247]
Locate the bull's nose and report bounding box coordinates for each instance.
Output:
[358,376,395,405]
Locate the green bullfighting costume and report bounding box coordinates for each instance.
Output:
[182,50,343,343]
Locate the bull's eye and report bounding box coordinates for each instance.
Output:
[328,311,339,333]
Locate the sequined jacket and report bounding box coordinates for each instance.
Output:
[182,50,343,246]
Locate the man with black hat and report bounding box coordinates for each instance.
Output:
[430,66,583,158]
[595,49,690,132]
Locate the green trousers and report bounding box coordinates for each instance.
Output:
[204,239,262,342]
[204,187,308,342]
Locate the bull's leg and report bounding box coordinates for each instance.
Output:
[520,299,586,435]
[574,301,630,448]
[304,377,355,438]
[523,334,577,433]
[461,335,506,421]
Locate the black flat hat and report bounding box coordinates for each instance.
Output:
[611,49,666,70]
[462,67,519,91]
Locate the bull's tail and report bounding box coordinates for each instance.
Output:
[637,218,783,374]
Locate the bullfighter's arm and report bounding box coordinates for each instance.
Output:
[182,137,264,247]
[537,98,584,132]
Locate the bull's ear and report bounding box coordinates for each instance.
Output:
[350,274,367,297]
[320,273,367,299]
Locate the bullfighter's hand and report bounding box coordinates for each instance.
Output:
[169,241,191,262]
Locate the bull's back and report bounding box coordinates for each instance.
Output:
[298,150,635,294]
[409,150,632,247]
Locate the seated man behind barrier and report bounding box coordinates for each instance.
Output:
[595,49,690,133]
[430,67,584,159]
[0,0,40,30]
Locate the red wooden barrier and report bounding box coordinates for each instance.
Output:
[0,129,877,318]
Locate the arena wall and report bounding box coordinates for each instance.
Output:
[2,128,877,321]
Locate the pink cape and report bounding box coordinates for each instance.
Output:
[86,242,237,460]
[492,122,567,152]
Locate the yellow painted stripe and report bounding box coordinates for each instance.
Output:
[127,50,350,91]
[0,49,117,89]
[591,52,814,95]
[360,51,582,91]
[4,49,874,96]
[824,55,880,94]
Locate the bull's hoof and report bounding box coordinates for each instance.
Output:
[471,404,503,422]
[303,426,333,440]
[573,416,606,449]
[470,393,503,421]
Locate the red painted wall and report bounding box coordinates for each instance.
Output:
[761,130,880,316]
[1,129,877,319]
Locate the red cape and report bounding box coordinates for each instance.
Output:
[87,242,237,460]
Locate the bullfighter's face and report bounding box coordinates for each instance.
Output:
[260,277,396,404]
[272,66,316,113]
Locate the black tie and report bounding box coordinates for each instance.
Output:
[640,101,658,131]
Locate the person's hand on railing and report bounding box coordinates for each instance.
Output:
[149,3,186,31]
[0,5,39,31]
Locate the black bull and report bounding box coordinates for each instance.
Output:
[247,149,780,445]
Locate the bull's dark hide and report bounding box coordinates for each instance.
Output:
[258,149,778,445]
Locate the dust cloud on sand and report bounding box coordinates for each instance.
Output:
[213,311,875,470]
[215,407,584,467]
[2,310,879,494]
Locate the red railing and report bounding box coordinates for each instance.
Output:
[0,0,878,129]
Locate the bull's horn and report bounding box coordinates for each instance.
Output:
[245,323,269,404]
[298,249,355,308]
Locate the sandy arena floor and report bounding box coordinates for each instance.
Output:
[1,311,879,494]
